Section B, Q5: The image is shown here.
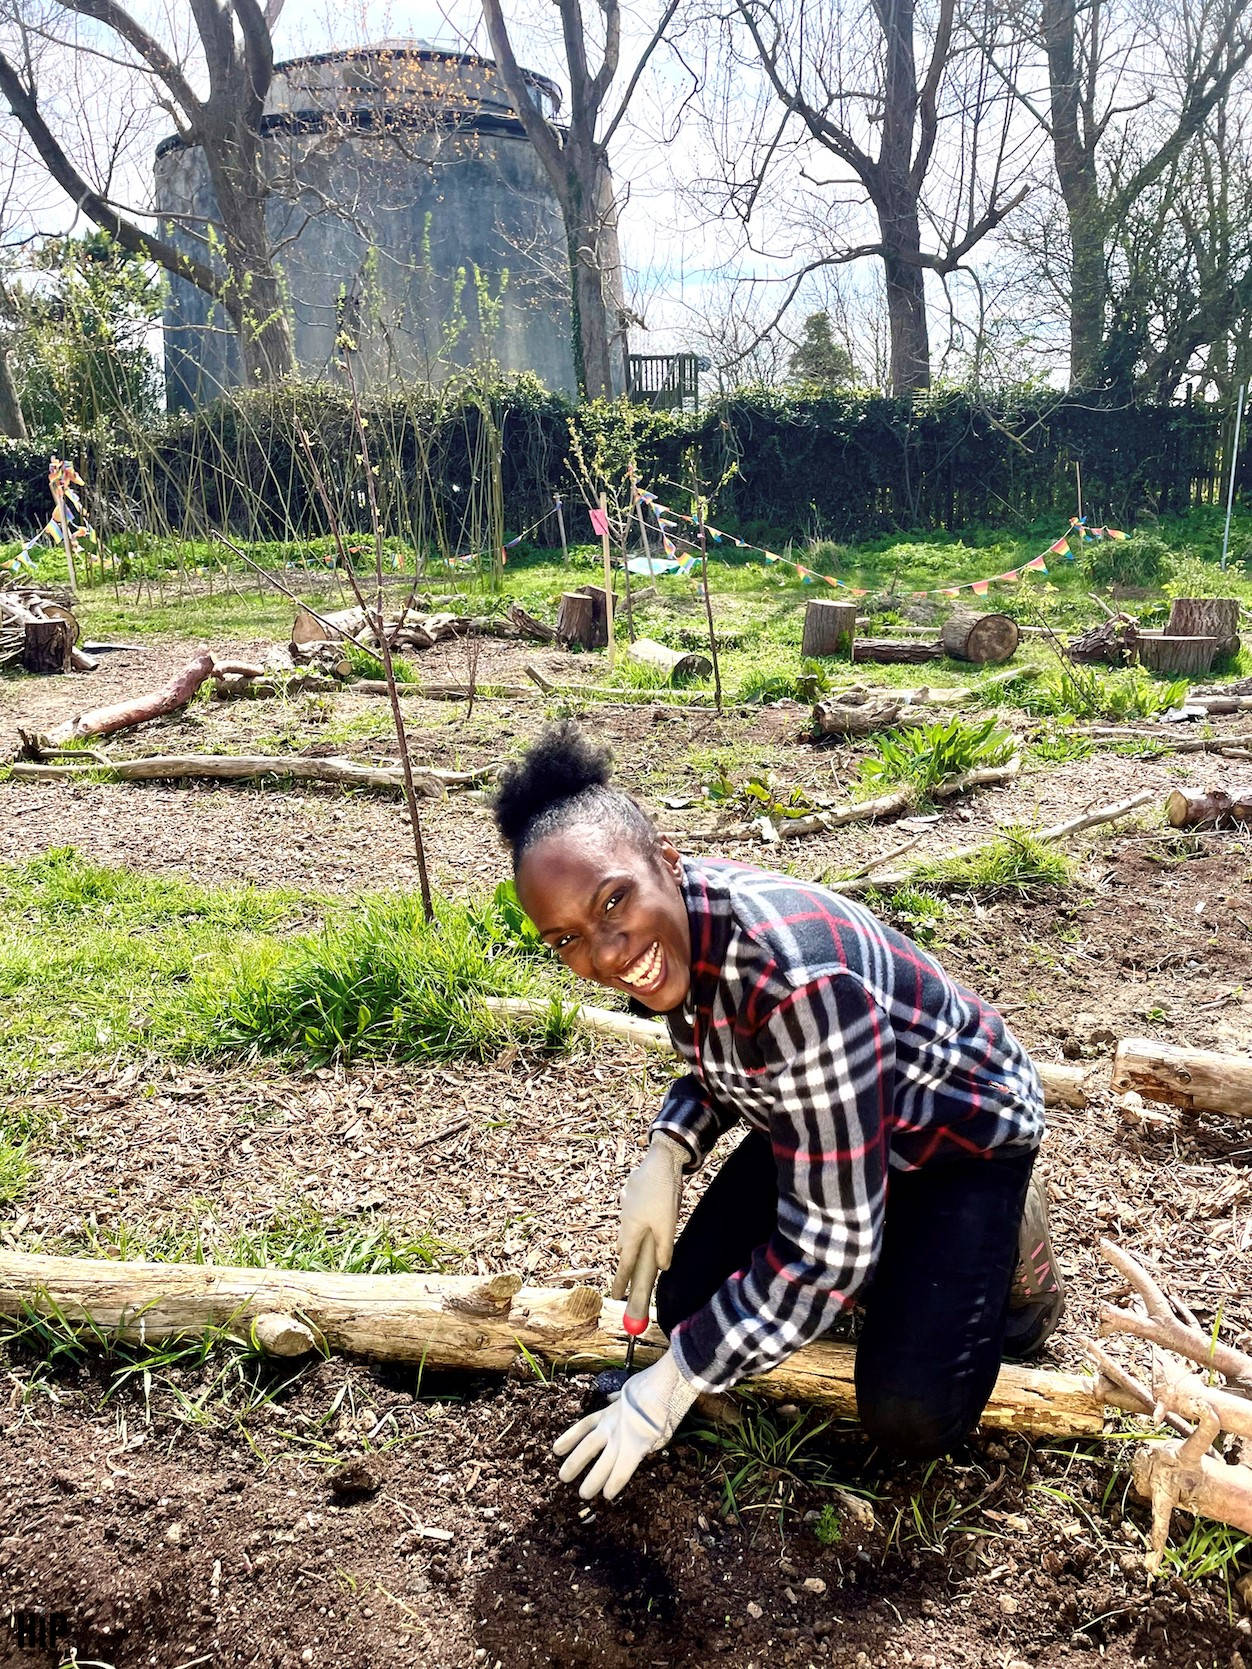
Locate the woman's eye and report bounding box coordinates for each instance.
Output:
[605,889,626,914]
[553,934,576,951]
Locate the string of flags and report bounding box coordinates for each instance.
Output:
[2,457,99,578]
[623,482,1128,598]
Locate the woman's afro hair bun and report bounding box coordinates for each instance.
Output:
[493,720,613,852]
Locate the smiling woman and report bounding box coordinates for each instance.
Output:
[491,722,1064,1507]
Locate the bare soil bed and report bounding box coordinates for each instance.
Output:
[1,637,1251,1668]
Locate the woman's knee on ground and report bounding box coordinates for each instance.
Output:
[856,1383,982,1462]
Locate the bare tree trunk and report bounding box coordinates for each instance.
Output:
[882,231,931,394]
[0,337,26,439]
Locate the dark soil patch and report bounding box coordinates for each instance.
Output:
[0,1367,1244,1669]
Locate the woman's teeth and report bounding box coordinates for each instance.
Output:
[620,940,663,990]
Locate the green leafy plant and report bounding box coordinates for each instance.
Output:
[740,657,835,704]
[857,715,1015,800]
[1081,532,1169,590]
[814,1502,843,1546]
[1022,665,1186,722]
[1028,726,1094,765]
[342,640,418,683]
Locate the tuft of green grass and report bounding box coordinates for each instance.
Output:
[857,715,1016,801]
[863,883,948,947]
[1159,1516,1251,1604]
[64,1203,451,1274]
[195,890,573,1063]
[0,1139,33,1205]
[913,830,1074,893]
[687,1395,859,1526]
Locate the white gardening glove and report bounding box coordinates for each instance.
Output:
[610,1132,687,1324]
[553,1347,698,1500]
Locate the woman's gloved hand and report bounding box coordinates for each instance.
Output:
[611,1132,687,1321]
[553,1348,698,1500]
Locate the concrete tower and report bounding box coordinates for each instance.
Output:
[154,44,609,407]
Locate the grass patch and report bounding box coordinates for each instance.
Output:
[198,889,571,1063]
[1028,726,1095,765]
[64,1203,452,1273]
[0,848,309,1076]
[862,883,948,947]
[1020,666,1186,722]
[0,1139,33,1205]
[687,1396,860,1526]
[343,641,418,683]
[0,848,570,1075]
[913,831,1074,893]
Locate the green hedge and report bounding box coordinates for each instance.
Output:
[0,382,1233,545]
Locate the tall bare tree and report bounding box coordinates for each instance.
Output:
[721,0,1030,393]
[1029,0,1252,389]
[480,0,679,398]
[0,0,295,385]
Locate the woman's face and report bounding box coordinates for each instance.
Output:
[515,824,692,1013]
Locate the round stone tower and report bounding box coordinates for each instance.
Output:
[154,44,605,407]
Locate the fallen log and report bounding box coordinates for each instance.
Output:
[32,649,216,749]
[480,994,1093,1110]
[941,612,1019,665]
[9,753,496,797]
[626,637,712,683]
[1164,785,1252,828]
[355,679,534,700]
[774,756,1021,841]
[851,639,943,665]
[812,691,913,737]
[1110,1038,1252,1118]
[0,1251,1105,1436]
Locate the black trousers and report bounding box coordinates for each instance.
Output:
[655,1129,1034,1460]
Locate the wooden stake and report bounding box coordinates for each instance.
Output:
[52,481,77,593]
[598,491,615,672]
[554,492,569,564]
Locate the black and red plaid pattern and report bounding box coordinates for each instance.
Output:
[653,858,1044,1393]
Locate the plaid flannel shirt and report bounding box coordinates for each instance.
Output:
[653,858,1044,1394]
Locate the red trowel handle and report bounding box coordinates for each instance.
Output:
[623,1311,649,1338]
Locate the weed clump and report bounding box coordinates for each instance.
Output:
[857,715,1015,800]
[913,831,1073,893]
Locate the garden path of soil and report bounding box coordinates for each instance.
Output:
[1,635,1251,1667]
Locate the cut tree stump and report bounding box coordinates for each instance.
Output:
[851,639,943,664]
[22,617,73,674]
[1165,786,1252,829]
[0,1251,1106,1436]
[556,591,598,648]
[1111,1038,1252,1117]
[801,599,858,658]
[1167,597,1240,658]
[581,585,617,647]
[940,612,1020,664]
[1136,633,1218,677]
[626,638,712,683]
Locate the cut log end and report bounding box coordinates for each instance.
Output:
[940,613,1020,665]
[801,600,858,658]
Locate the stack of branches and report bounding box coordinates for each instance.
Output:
[1068,606,1140,665]
[12,647,494,799]
[291,601,554,665]
[1,584,92,673]
[1086,1241,1252,1572]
